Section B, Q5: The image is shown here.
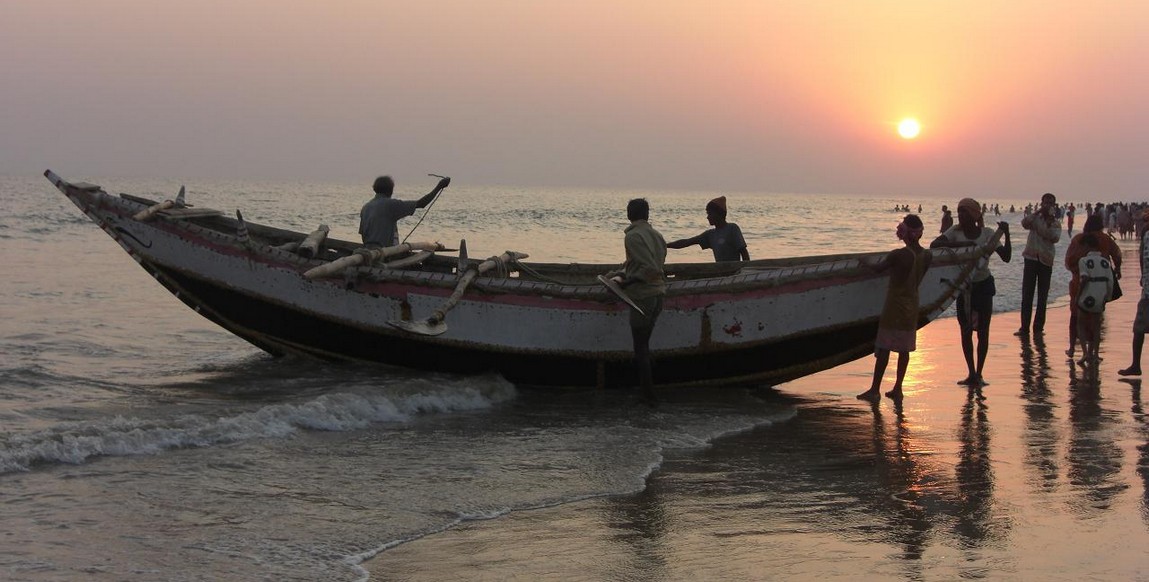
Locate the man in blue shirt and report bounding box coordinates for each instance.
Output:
[359,175,450,248]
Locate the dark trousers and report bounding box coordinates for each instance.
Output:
[1020,258,1052,332]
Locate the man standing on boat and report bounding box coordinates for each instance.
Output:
[359,175,451,248]
[666,196,750,261]
[607,198,667,405]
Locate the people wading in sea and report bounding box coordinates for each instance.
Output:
[666,196,750,262]
[939,205,954,234]
[359,175,450,248]
[931,198,1011,387]
[1016,193,1061,337]
[857,214,932,401]
[606,198,667,405]
[1064,214,1121,359]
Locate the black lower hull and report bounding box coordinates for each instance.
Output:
[151,263,880,389]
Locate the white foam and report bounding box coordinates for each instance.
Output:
[0,374,517,474]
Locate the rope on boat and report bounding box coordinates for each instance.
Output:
[491,253,511,277]
[352,247,376,264]
[508,258,571,285]
[235,210,251,246]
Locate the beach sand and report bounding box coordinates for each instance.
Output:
[367,300,1149,581]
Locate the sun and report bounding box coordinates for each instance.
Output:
[898,118,921,139]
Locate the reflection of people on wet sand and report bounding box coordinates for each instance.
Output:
[1066,384,1124,510]
[931,198,1011,387]
[865,400,931,560]
[1019,336,1061,489]
[1119,378,1149,523]
[955,387,1000,545]
[858,215,932,401]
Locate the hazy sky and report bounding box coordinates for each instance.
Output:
[4,1,1149,196]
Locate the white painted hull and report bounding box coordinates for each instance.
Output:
[46,171,985,388]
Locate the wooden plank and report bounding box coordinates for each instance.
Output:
[157,208,225,219]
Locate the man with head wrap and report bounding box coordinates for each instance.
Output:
[858,214,933,401]
[666,196,750,262]
[931,198,1012,387]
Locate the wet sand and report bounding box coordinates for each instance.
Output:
[367,300,1149,580]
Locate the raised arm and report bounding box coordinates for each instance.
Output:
[415,177,451,208]
[995,222,1012,263]
[1030,213,1061,243]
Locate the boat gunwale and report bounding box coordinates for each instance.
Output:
[58,177,990,304]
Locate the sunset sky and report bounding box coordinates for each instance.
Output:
[4,1,1149,197]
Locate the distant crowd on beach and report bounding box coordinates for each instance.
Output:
[865,195,1149,403]
[897,200,1149,241]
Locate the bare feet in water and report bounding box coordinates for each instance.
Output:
[856,389,881,401]
[884,389,903,400]
[1119,367,1142,376]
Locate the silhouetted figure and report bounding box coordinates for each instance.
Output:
[666,196,750,262]
[606,198,667,405]
[1065,214,1121,359]
[359,175,450,247]
[1016,193,1061,336]
[1120,216,1149,376]
[858,214,932,401]
[1075,234,1115,366]
[939,205,954,233]
[931,198,1011,386]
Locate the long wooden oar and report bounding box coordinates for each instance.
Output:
[596,275,645,315]
[390,251,528,336]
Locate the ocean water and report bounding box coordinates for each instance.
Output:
[0,173,1091,580]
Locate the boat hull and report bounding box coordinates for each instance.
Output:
[47,171,979,388]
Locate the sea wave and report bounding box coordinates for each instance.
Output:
[0,374,517,474]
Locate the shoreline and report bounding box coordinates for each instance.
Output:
[364,297,1149,580]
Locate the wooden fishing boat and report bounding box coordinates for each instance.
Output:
[45,170,995,389]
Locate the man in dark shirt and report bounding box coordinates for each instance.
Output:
[666,196,750,261]
[359,175,450,248]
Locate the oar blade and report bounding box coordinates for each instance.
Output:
[597,275,645,315]
[388,318,448,336]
